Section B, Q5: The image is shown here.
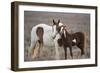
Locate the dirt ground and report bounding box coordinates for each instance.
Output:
[24,11,90,61]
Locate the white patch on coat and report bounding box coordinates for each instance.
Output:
[72,39,76,43]
[59,23,64,26]
[52,25,58,39]
[60,27,63,33]
[64,30,66,38]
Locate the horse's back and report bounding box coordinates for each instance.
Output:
[31,24,51,38]
[72,32,85,40]
[31,24,54,47]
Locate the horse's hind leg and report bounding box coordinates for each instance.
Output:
[77,44,85,56]
[81,47,85,56]
[79,32,86,56]
[77,36,85,56]
[30,41,40,59]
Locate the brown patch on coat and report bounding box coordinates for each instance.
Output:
[32,27,44,59]
[36,27,44,47]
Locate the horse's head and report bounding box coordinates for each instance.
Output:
[59,25,67,36]
[52,19,60,39]
[52,19,65,39]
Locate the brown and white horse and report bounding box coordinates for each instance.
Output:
[52,19,86,59]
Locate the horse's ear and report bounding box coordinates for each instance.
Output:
[58,19,60,23]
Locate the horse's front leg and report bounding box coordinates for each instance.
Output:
[54,42,60,60]
[64,46,67,59]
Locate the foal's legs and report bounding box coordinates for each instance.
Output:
[77,44,84,56]
[64,46,67,59]
[69,46,73,59]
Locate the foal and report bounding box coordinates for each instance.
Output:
[53,20,86,59]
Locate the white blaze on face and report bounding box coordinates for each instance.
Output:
[52,25,57,38]
[60,27,63,33]
[64,30,66,38]
[72,39,76,43]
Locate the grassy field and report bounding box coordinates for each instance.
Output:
[24,11,90,61]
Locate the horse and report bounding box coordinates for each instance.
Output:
[30,22,61,59]
[52,19,86,59]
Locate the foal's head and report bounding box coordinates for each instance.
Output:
[52,19,67,39]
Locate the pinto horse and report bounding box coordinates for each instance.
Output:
[52,19,86,59]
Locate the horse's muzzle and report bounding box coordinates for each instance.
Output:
[52,35,56,39]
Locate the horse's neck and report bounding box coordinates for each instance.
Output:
[65,29,70,36]
[61,29,71,40]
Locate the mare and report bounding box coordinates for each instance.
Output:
[30,21,61,59]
